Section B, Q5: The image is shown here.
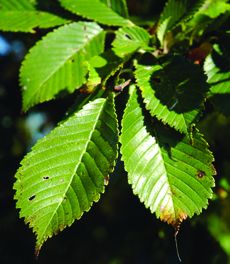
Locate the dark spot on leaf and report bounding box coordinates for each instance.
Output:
[197,170,206,178]
[83,26,87,31]
[28,194,36,201]
[71,59,75,62]
[43,176,49,180]
[85,35,88,39]
[152,77,162,83]
[124,33,132,39]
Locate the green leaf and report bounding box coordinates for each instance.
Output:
[157,17,172,47]
[0,0,70,33]
[14,93,118,255]
[197,0,230,19]
[87,26,151,87]
[204,39,230,116]
[112,26,151,50]
[158,0,205,43]
[100,0,129,18]
[120,87,215,229]
[88,46,140,87]
[58,0,130,26]
[20,21,105,112]
[134,53,210,133]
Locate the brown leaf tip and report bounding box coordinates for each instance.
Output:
[35,249,40,260]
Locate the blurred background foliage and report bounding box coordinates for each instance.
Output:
[1,0,230,263]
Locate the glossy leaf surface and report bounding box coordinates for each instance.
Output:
[20,22,105,112]
[14,93,118,254]
[120,87,215,229]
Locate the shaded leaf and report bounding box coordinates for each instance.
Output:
[58,0,130,26]
[134,53,210,133]
[14,93,118,254]
[204,38,230,116]
[0,0,70,32]
[158,0,205,44]
[120,86,215,229]
[88,45,140,87]
[20,21,105,112]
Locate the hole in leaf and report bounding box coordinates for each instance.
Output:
[43,176,49,180]
[124,33,132,39]
[28,194,36,201]
[197,170,206,178]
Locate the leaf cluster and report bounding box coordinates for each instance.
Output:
[2,0,230,256]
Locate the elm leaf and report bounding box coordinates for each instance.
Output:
[120,87,215,230]
[14,93,118,255]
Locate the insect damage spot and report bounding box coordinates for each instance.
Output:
[197,170,206,178]
[28,194,36,201]
[124,33,132,39]
[43,176,49,180]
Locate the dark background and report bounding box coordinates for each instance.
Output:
[1,0,230,263]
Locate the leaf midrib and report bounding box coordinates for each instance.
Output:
[36,98,106,243]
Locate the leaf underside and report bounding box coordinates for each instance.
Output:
[120,87,216,229]
[135,53,210,134]
[204,39,230,117]
[14,93,118,254]
[20,21,105,112]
